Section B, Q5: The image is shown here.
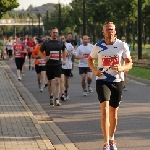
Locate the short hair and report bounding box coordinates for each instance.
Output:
[60,35,66,38]
[103,22,115,29]
[67,33,72,35]
[50,27,58,31]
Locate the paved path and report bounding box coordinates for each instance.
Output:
[2,58,150,150]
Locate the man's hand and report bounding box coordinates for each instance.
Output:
[93,69,103,77]
[44,56,49,62]
[111,64,123,72]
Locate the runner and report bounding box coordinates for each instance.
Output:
[20,37,27,76]
[40,27,66,106]
[26,37,35,70]
[60,35,75,101]
[75,35,93,96]
[66,33,77,77]
[88,22,133,150]
[32,38,47,92]
[14,38,27,81]
[6,37,14,60]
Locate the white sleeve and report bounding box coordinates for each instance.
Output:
[122,43,130,58]
[90,45,98,58]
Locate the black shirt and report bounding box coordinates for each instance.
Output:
[40,39,66,66]
[66,39,77,47]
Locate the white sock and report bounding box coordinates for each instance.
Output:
[17,69,20,78]
[109,135,114,140]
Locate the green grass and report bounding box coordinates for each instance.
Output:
[128,66,150,80]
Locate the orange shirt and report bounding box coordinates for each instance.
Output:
[32,44,46,65]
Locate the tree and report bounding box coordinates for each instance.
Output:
[0,0,19,18]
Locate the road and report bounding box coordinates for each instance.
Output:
[6,59,150,150]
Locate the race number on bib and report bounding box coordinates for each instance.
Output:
[15,52,21,58]
[49,51,60,60]
[38,59,46,66]
[28,47,33,52]
[102,56,119,66]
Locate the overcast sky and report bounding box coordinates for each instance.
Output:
[16,0,72,10]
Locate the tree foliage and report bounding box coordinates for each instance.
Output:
[0,0,19,18]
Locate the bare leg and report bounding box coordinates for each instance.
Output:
[81,74,86,90]
[100,101,110,144]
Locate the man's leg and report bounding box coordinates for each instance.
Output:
[60,74,66,101]
[87,71,93,92]
[54,77,61,106]
[40,71,46,92]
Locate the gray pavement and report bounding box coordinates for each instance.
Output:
[2,58,150,150]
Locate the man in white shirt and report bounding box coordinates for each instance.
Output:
[75,35,93,96]
[88,22,132,150]
[60,35,75,101]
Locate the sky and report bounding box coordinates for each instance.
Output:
[16,0,72,10]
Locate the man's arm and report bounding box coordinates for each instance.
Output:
[62,50,66,65]
[88,56,103,77]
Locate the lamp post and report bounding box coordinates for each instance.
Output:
[138,0,142,59]
[58,0,61,35]
[82,0,86,35]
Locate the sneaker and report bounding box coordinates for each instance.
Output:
[55,99,61,106]
[123,86,127,91]
[50,96,54,106]
[88,86,93,93]
[83,90,87,96]
[109,140,117,150]
[70,72,73,77]
[18,77,21,81]
[65,93,69,100]
[45,83,48,88]
[103,143,110,150]
[40,88,43,92]
[60,94,66,101]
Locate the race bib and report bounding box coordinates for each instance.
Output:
[15,52,21,58]
[50,51,60,60]
[83,54,89,59]
[28,47,33,52]
[38,59,46,66]
[102,56,119,66]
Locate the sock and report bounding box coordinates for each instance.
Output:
[109,135,114,140]
[50,95,53,98]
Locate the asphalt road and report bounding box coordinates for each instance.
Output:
[6,58,150,150]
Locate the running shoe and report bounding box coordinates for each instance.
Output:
[83,90,87,96]
[103,143,110,150]
[55,99,61,106]
[40,88,43,92]
[60,94,66,101]
[88,86,93,93]
[18,77,21,81]
[50,96,54,106]
[65,93,69,100]
[22,72,25,76]
[45,83,48,88]
[123,86,127,91]
[109,140,117,150]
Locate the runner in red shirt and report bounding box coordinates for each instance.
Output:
[14,38,27,81]
[26,37,35,70]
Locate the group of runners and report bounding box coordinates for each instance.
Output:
[0,22,133,150]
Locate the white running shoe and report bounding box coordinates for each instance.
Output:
[88,86,93,93]
[40,88,43,92]
[55,99,61,106]
[83,90,87,96]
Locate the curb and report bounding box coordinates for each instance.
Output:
[1,61,79,150]
[128,74,150,85]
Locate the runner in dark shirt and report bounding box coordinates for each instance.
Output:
[40,27,66,106]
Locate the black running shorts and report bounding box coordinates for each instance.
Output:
[96,80,124,108]
[15,58,24,70]
[35,65,46,74]
[46,64,62,80]
[79,67,92,74]
[62,69,71,77]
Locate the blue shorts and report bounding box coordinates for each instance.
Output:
[79,67,92,74]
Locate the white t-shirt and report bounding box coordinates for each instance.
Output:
[76,43,93,67]
[62,42,74,69]
[90,38,130,82]
[6,42,13,50]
